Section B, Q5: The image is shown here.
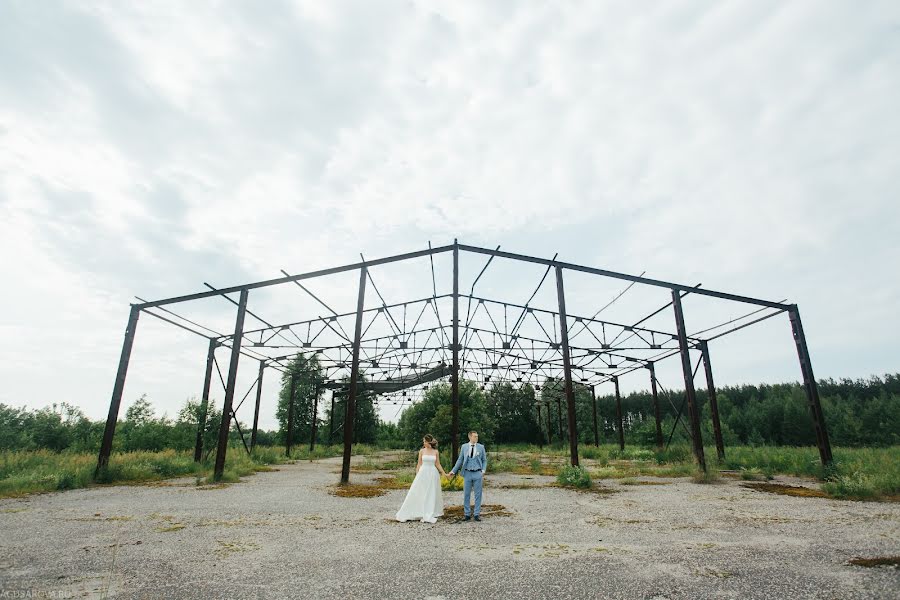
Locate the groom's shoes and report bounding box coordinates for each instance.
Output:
[474,516,481,522]
[463,515,471,521]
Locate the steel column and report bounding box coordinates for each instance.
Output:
[195,338,217,462]
[95,305,141,476]
[555,266,579,467]
[613,376,625,451]
[451,241,460,461]
[285,373,297,456]
[213,289,249,481]
[340,266,368,484]
[700,341,725,461]
[672,291,706,471]
[648,363,664,450]
[788,305,833,466]
[250,360,265,451]
[591,386,599,447]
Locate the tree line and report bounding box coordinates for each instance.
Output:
[1,364,897,453]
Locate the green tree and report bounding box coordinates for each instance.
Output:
[327,388,380,445]
[276,355,326,447]
[397,380,494,450]
[28,405,72,451]
[0,404,29,450]
[376,421,404,447]
[120,394,170,452]
[486,383,541,443]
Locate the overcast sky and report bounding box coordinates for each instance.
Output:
[1,1,898,431]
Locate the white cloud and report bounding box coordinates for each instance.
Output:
[1,0,898,428]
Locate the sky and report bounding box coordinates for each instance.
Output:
[1,1,898,431]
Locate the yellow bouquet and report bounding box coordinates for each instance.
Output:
[441,474,465,491]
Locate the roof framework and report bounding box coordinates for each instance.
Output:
[94,241,833,483]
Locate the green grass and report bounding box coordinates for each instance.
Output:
[489,443,899,501]
[716,445,900,500]
[287,443,380,461]
[488,456,521,473]
[0,445,296,498]
[4,443,896,502]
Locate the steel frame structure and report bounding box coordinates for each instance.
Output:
[95,241,832,482]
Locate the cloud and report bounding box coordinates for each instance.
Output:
[1,0,898,428]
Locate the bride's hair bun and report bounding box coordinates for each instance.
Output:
[423,434,438,449]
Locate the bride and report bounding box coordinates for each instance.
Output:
[395,434,448,523]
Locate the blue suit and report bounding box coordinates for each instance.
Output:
[450,442,487,517]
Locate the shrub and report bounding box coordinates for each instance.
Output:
[557,465,592,489]
[55,471,78,490]
[823,471,877,500]
[739,467,765,481]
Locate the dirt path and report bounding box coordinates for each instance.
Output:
[1,452,897,599]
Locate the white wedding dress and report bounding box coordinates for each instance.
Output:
[395,454,443,523]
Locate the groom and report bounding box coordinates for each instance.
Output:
[448,430,487,522]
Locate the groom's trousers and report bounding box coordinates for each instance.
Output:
[462,470,483,517]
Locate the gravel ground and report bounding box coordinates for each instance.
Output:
[1,453,898,600]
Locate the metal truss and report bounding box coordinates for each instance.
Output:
[95,241,832,483]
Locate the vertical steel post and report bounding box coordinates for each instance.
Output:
[788,305,833,466]
[591,386,599,446]
[213,289,249,481]
[451,241,460,461]
[194,338,217,462]
[250,359,265,452]
[285,373,297,457]
[555,266,579,467]
[700,341,725,461]
[672,291,706,471]
[95,305,141,476]
[310,383,320,452]
[340,266,368,483]
[648,363,664,450]
[613,376,625,451]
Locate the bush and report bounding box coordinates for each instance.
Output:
[56,471,79,490]
[557,465,592,489]
[739,467,765,481]
[823,471,877,500]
